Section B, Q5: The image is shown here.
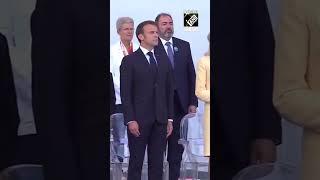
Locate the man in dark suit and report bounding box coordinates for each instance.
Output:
[31,0,107,180]
[120,20,174,180]
[0,33,20,171]
[154,13,198,180]
[213,0,282,179]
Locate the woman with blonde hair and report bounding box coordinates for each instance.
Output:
[195,32,211,175]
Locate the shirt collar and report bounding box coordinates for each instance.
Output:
[139,46,154,56]
[160,37,173,47]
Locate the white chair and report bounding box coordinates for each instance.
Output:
[178,113,209,180]
[110,113,126,180]
[0,164,43,180]
[232,162,298,180]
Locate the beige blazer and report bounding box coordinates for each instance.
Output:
[195,55,210,156]
[273,0,320,179]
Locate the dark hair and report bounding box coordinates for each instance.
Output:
[136,20,157,43]
[155,13,173,24]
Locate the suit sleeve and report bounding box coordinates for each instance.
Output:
[110,73,116,116]
[249,0,281,144]
[186,42,198,107]
[273,0,320,133]
[120,56,135,124]
[167,60,174,119]
[195,58,210,103]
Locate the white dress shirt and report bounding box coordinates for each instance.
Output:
[160,37,174,55]
[139,46,157,64]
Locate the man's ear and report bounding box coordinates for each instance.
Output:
[138,34,144,42]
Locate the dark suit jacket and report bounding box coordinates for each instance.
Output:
[213,0,282,174]
[155,37,198,113]
[31,0,107,179]
[110,73,116,116]
[120,48,174,125]
[0,33,20,171]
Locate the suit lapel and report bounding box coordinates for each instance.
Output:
[172,37,180,71]
[136,48,150,67]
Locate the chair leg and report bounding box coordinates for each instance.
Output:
[208,160,210,180]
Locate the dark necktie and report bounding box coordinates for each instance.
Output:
[147,51,158,70]
[165,41,174,68]
[147,51,158,84]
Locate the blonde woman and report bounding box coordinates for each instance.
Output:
[274,0,320,179]
[195,33,210,168]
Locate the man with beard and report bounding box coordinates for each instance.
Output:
[154,13,198,180]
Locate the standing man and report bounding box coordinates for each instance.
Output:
[154,13,198,180]
[213,0,282,179]
[120,20,174,180]
[110,17,138,162]
[31,0,107,179]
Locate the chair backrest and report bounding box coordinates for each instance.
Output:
[0,164,43,180]
[179,112,204,157]
[109,113,130,159]
[110,113,124,130]
[232,163,298,180]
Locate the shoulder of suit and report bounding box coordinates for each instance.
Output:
[126,49,141,59]
[173,37,190,45]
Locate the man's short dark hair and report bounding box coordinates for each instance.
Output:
[136,20,157,43]
[155,13,173,24]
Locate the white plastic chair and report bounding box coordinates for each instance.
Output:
[110,113,126,180]
[232,162,298,180]
[178,113,209,180]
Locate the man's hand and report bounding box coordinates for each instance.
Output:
[128,121,140,137]
[188,105,197,113]
[250,139,276,165]
[167,121,173,138]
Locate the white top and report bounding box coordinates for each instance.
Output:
[110,40,138,105]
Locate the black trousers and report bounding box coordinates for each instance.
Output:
[127,120,167,180]
[167,92,186,180]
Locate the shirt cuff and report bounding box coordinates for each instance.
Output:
[168,119,173,122]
